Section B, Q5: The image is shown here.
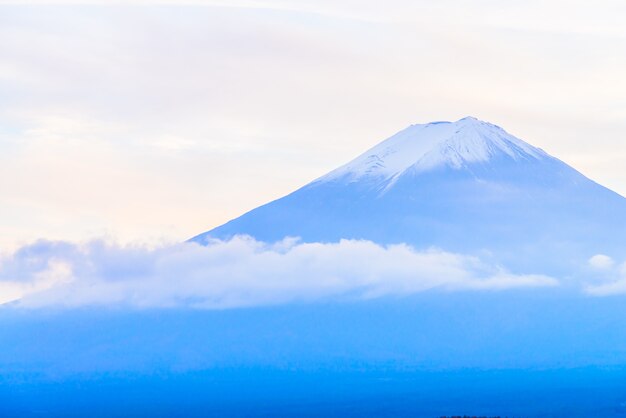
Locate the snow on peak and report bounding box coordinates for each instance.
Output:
[319,117,548,184]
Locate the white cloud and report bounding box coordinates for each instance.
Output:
[584,258,626,296]
[0,259,72,304]
[588,254,615,270]
[0,237,558,309]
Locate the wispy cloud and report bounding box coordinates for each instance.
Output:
[0,237,558,309]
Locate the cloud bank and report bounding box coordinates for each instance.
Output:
[0,237,558,309]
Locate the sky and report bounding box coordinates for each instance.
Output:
[2,1,626,250]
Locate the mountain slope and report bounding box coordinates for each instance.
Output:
[191,117,626,273]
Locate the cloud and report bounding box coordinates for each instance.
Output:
[588,254,615,270]
[585,258,626,296]
[0,237,558,309]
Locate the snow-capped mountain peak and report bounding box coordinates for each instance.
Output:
[320,117,548,184]
[192,116,626,275]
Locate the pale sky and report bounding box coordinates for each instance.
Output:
[2,0,626,250]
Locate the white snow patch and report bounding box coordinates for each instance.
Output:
[319,116,548,185]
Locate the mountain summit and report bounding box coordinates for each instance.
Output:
[192,117,626,273]
[320,117,547,187]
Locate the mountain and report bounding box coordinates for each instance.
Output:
[191,117,626,274]
[6,117,626,417]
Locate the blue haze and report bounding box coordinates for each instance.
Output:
[4,293,626,416]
